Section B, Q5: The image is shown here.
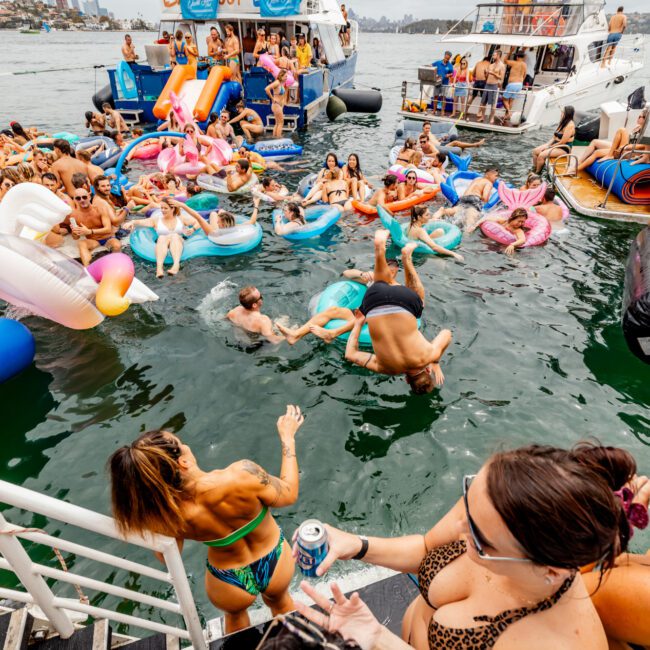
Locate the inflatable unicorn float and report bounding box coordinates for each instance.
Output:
[157,92,232,176]
[0,183,157,330]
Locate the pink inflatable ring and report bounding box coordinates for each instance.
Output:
[480,184,551,248]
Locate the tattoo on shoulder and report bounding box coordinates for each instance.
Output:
[242,460,270,486]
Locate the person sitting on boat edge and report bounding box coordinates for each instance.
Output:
[345,230,452,392]
[531,106,575,173]
[293,442,644,650]
[108,404,304,634]
[430,51,454,116]
[227,285,285,343]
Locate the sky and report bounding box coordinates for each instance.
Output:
[104,0,648,21]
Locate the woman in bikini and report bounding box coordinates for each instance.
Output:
[398,169,437,200]
[302,152,341,204]
[295,442,645,650]
[109,404,304,634]
[122,197,199,277]
[266,69,287,138]
[253,28,268,62]
[405,206,464,261]
[532,105,576,173]
[342,153,373,201]
[229,101,264,142]
[306,168,352,211]
[274,202,307,235]
[184,33,199,73]
[395,138,417,166]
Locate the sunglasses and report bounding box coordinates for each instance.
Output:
[74,195,90,201]
[463,475,533,563]
[2,181,14,189]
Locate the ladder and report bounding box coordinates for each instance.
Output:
[264,114,299,133]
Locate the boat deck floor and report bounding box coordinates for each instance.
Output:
[553,146,650,224]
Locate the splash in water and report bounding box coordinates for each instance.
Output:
[197,279,238,327]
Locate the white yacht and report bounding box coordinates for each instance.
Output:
[399,1,645,134]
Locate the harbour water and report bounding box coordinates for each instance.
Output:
[1,30,650,626]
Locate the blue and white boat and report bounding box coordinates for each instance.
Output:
[97,0,358,131]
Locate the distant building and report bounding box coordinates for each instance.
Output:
[82,0,99,15]
[69,0,80,10]
[99,7,108,16]
[55,0,68,8]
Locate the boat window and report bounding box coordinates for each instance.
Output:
[587,41,605,63]
[540,44,574,73]
[317,24,345,64]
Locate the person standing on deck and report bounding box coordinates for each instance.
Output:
[477,49,505,125]
[601,7,627,68]
[502,51,527,123]
[430,51,454,116]
[121,34,138,68]
[225,23,242,82]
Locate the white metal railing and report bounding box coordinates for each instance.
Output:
[0,481,206,650]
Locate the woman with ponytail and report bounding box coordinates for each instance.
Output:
[293,442,647,650]
[108,405,304,634]
[406,206,464,261]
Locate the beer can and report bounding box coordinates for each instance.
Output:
[296,519,329,578]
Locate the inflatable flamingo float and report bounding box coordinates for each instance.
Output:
[480,183,551,248]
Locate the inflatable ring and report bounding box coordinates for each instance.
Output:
[130,215,262,261]
[388,164,436,185]
[196,173,259,195]
[480,212,551,248]
[378,205,462,255]
[86,253,135,317]
[313,280,422,348]
[185,193,220,211]
[0,318,35,383]
[244,138,303,161]
[273,205,342,241]
[441,171,501,211]
[353,188,439,216]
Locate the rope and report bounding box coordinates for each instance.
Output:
[0,64,105,77]
[0,528,89,604]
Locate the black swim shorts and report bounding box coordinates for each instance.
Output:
[459,195,483,211]
[359,282,423,319]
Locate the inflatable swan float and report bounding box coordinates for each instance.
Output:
[0,183,158,329]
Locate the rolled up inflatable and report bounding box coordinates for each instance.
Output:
[378,205,462,255]
[259,53,295,87]
[0,318,35,384]
[86,253,135,317]
[587,158,650,206]
[622,226,650,363]
[327,88,383,120]
[273,205,341,241]
[479,185,551,248]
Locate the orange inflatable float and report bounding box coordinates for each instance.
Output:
[352,188,439,216]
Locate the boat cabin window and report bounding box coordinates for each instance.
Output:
[587,40,605,63]
[317,24,345,64]
[541,44,575,73]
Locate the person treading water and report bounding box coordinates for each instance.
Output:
[277,230,452,393]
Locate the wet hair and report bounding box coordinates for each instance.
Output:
[286,202,305,224]
[71,172,89,190]
[218,210,236,228]
[485,166,499,175]
[208,112,218,126]
[382,174,398,188]
[10,122,29,141]
[617,6,624,12]
[53,139,71,155]
[85,111,94,122]
[41,172,57,184]
[108,430,184,536]
[525,172,541,187]
[75,150,92,163]
[436,152,447,165]
[93,175,110,191]
[161,197,180,216]
[544,187,556,202]
[262,177,274,189]
[175,30,183,40]
[236,158,250,173]
[346,153,362,179]
[186,180,200,196]
[410,205,427,225]
[508,207,528,222]
[239,285,261,309]
[387,258,399,269]
[557,105,575,133]
[407,371,436,395]
[487,442,635,572]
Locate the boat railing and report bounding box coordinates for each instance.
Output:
[0,480,206,650]
[548,152,579,179]
[444,2,591,39]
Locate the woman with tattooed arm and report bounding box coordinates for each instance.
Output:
[108,405,304,634]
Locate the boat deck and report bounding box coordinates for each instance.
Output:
[397,109,535,135]
[552,146,650,225]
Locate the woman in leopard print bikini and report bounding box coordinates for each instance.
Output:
[294,443,646,650]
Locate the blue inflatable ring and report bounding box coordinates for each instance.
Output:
[130,215,262,262]
[116,61,138,100]
[273,205,341,241]
[441,171,501,211]
[378,206,462,255]
[244,138,303,160]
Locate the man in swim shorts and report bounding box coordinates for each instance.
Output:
[50,139,91,197]
[467,56,490,115]
[122,34,138,68]
[214,111,242,148]
[502,51,527,123]
[60,188,121,265]
[224,24,241,82]
[602,7,627,68]
[102,103,129,135]
[345,230,452,393]
[226,159,253,192]
[446,167,499,231]
[227,286,284,343]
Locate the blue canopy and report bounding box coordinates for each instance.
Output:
[259,0,301,17]
[180,0,219,20]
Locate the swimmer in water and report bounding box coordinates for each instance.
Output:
[472,207,529,255]
[258,177,289,202]
[444,167,499,232]
[273,202,306,236]
[520,172,542,191]
[406,206,464,261]
[227,286,285,343]
[192,196,261,239]
[368,174,399,206]
[533,187,564,226]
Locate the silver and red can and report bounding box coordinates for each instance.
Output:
[296,519,329,577]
